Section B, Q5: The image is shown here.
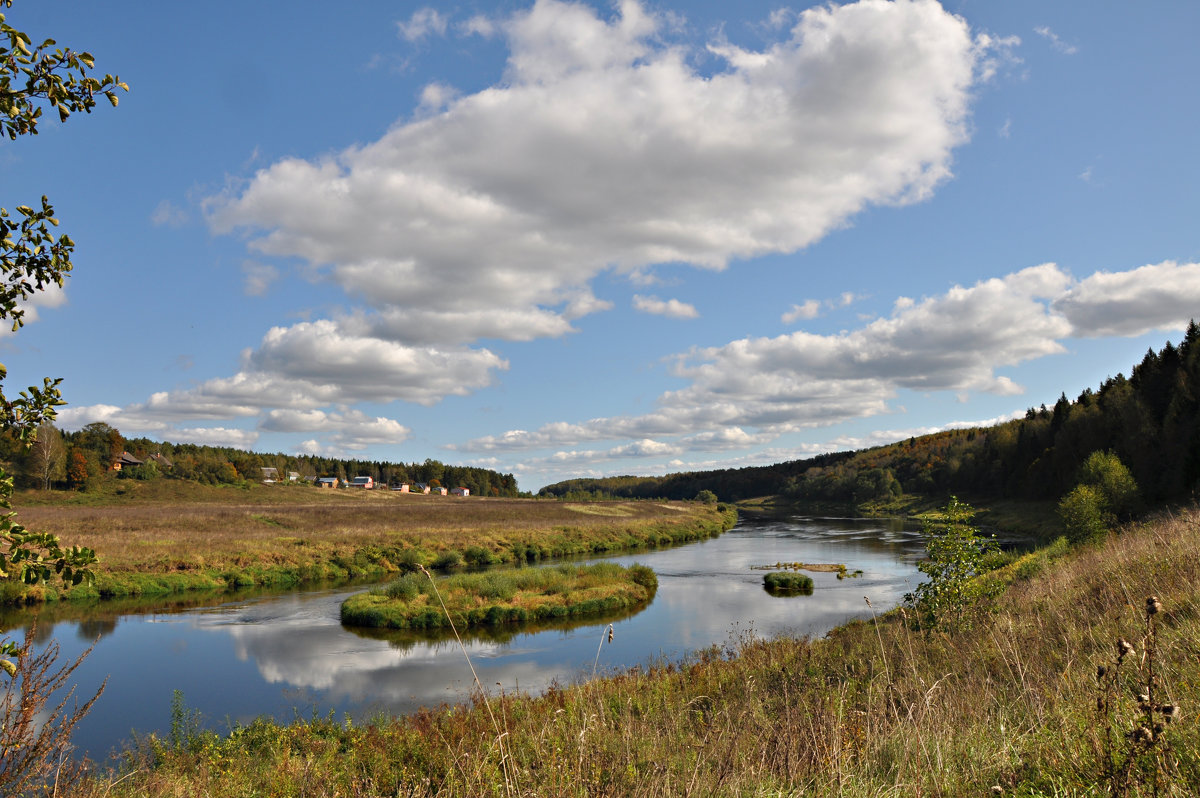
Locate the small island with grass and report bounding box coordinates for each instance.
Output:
[341,562,658,630]
[762,571,814,594]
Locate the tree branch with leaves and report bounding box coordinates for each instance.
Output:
[0,0,123,675]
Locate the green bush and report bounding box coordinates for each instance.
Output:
[432,549,464,570]
[463,545,496,567]
[1059,484,1108,544]
[905,497,1000,630]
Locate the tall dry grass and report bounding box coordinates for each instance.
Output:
[70,507,1200,796]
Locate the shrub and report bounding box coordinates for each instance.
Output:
[1078,450,1139,518]
[394,547,424,573]
[1060,484,1108,544]
[905,497,1000,630]
[463,545,496,567]
[432,549,464,570]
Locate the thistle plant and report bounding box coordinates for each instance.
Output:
[1094,595,1182,796]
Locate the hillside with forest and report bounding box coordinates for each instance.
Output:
[8,423,520,498]
[541,324,1200,514]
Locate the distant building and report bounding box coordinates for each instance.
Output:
[349,476,374,489]
[111,452,143,471]
[413,483,431,494]
[391,483,410,492]
[432,486,448,496]
[261,467,279,483]
[147,453,174,470]
[287,471,300,482]
[450,487,470,497]
[317,477,338,489]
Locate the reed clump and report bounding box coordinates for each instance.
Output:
[73,506,1200,797]
[762,571,814,594]
[341,563,658,630]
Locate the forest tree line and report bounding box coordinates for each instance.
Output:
[541,323,1200,510]
[10,423,520,497]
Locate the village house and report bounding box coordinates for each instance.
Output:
[260,467,279,483]
[111,451,143,471]
[450,487,470,497]
[147,452,173,470]
[316,477,339,489]
[349,476,374,489]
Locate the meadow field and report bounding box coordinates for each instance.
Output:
[7,483,734,603]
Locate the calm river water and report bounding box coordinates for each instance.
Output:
[2,514,926,762]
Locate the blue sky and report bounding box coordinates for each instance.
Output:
[4,0,1199,491]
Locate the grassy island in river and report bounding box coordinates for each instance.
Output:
[341,562,658,630]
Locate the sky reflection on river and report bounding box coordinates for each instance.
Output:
[3,515,926,761]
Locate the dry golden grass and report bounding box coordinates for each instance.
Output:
[12,487,729,587]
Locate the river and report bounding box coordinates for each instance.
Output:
[1,514,927,763]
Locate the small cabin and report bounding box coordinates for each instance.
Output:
[450,487,470,497]
[349,476,374,489]
[317,477,338,489]
[111,451,143,471]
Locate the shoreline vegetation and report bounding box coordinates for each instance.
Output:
[64,502,1200,797]
[340,563,658,630]
[2,488,736,607]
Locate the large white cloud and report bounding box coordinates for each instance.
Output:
[460,260,1198,456]
[207,0,985,346]
[1054,261,1200,338]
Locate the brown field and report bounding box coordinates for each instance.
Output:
[11,484,731,585]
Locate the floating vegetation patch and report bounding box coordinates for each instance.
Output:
[752,561,861,577]
[762,571,814,594]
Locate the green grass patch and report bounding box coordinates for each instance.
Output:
[762,571,814,594]
[341,563,658,630]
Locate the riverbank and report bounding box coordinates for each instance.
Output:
[341,563,658,630]
[66,505,1200,796]
[5,487,735,605]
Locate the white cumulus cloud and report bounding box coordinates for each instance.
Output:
[207,0,986,348]
[632,295,699,319]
